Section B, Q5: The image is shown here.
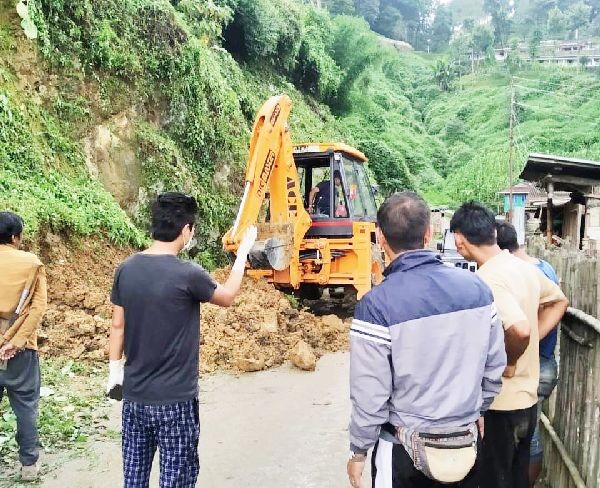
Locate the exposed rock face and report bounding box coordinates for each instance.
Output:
[83,108,140,215]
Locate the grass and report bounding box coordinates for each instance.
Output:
[0,358,111,473]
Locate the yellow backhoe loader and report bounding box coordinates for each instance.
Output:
[223,95,384,300]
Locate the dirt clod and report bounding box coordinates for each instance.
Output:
[289,340,317,371]
[234,357,266,372]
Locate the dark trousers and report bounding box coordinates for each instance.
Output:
[371,438,480,488]
[481,405,537,488]
[0,349,40,466]
[122,399,200,488]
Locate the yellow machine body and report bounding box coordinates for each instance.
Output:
[223,95,383,299]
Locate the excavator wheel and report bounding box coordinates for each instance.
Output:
[296,284,323,301]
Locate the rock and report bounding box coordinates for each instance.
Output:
[260,310,279,334]
[87,349,106,361]
[83,291,106,310]
[71,344,86,358]
[321,314,345,331]
[78,319,96,335]
[289,340,317,371]
[234,357,265,372]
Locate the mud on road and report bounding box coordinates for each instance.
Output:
[36,234,350,372]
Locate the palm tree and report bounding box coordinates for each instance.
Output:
[432,59,453,91]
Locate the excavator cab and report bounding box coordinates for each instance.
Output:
[294,145,378,238]
[223,96,384,300]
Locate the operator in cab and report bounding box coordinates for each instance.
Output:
[308,170,347,217]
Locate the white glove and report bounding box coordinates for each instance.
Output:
[106,359,124,395]
[237,226,258,255]
[233,226,258,271]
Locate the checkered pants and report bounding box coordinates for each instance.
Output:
[122,399,200,488]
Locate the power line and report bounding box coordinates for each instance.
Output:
[514,102,600,123]
[512,75,599,92]
[513,84,595,103]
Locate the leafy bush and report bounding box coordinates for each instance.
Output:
[293,9,341,100]
[224,0,302,72]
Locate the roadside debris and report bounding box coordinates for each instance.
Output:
[37,241,349,373]
[288,340,317,371]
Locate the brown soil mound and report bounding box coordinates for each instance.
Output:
[35,235,349,372]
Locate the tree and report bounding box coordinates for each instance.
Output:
[355,0,381,24]
[505,38,522,74]
[324,0,355,15]
[578,55,590,68]
[449,32,473,76]
[483,0,513,46]
[592,14,600,36]
[547,7,568,37]
[567,1,592,32]
[472,24,494,56]
[374,4,407,40]
[462,18,475,32]
[528,29,543,60]
[430,5,453,52]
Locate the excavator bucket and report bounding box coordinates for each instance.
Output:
[248,223,293,271]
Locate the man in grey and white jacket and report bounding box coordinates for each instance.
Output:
[347,192,507,488]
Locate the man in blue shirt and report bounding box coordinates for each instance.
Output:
[496,222,560,486]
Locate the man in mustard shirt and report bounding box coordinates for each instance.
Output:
[450,203,568,488]
[0,212,47,481]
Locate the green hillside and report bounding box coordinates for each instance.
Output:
[1,0,599,264]
[425,67,600,206]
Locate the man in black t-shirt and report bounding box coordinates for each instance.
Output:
[308,170,344,216]
[107,192,256,488]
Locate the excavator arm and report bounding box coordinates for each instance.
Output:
[223,95,312,287]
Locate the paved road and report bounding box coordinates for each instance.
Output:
[38,352,366,488]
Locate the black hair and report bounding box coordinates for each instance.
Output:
[496,221,520,253]
[151,192,198,242]
[450,202,496,246]
[0,211,24,244]
[333,170,342,180]
[377,191,430,253]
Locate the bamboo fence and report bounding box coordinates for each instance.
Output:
[529,242,600,487]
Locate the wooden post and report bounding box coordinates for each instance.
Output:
[508,78,515,222]
[547,179,554,246]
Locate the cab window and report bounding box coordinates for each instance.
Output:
[354,162,377,218]
[342,159,366,218]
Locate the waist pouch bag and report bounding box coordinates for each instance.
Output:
[396,423,478,483]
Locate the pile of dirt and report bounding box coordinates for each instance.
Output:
[200,270,349,373]
[35,235,349,372]
[37,233,128,361]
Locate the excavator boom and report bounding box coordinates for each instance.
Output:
[223,95,312,286]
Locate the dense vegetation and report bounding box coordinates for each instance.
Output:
[320,0,599,53]
[0,0,443,256]
[0,0,599,264]
[425,67,600,206]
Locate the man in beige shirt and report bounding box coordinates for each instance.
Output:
[450,203,567,488]
[0,212,47,481]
